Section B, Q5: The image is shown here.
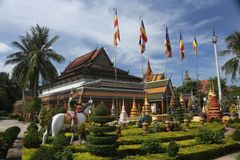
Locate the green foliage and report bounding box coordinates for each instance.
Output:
[39,105,66,127]
[17,115,25,121]
[30,146,55,160]
[0,132,9,159]
[27,122,38,132]
[93,102,109,116]
[195,127,224,144]
[219,32,240,82]
[173,107,184,123]
[0,89,10,111]
[140,139,164,154]
[168,141,179,157]
[23,130,40,148]
[152,122,166,132]
[232,129,240,141]
[55,147,73,160]
[87,102,118,156]
[228,118,240,124]
[0,72,21,111]
[4,126,21,147]
[87,134,118,145]
[221,96,238,112]
[136,115,152,128]
[52,132,69,152]
[170,121,182,131]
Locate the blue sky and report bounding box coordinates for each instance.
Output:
[0,0,240,86]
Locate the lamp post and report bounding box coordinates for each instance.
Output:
[211,27,222,102]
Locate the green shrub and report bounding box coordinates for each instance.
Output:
[195,127,224,144]
[232,129,240,141]
[93,102,109,116]
[27,122,38,132]
[140,139,164,154]
[4,126,21,147]
[168,141,179,157]
[55,147,73,160]
[136,115,152,128]
[52,132,69,151]
[87,102,118,156]
[208,118,221,123]
[170,121,182,131]
[23,131,40,148]
[17,115,24,121]
[152,122,166,132]
[0,133,9,159]
[173,106,184,123]
[30,146,55,160]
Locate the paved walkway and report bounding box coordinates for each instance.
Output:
[0,119,29,159]
[214,151,240,160]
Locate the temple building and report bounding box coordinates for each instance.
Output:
[143,59,175,114]
[39,48,144,115]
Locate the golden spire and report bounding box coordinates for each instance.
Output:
[144,59,153,82]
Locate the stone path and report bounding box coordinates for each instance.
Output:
[214,151,240,160]
[0,119,28,159]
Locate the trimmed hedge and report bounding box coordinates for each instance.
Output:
[175,139,240,160]
[87,134,118,145]
[4,126,21,147]
[86,143,119,156]
[87,102,118,156]
[23,131,40,148]
[90,126,116,133]
[90,116,115,124]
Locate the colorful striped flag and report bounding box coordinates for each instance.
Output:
[164,26,172,58]
[193,36,198,55]
[139,19,148,54]
[179,32,185,61]
[113,9,120,47]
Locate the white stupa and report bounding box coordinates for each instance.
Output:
[111,98,116,117]
[118,99,129,126]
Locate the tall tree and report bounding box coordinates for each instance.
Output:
[219,32,240,82]
[5,24,65,98]
[0,72,21,111]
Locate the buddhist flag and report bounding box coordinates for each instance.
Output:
[139,19,148,54]
[193,36,198,55]
[179,32,185,61]
[113,9,120,47]
[164,26,172,58]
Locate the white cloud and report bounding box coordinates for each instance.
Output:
[0,42,12,54]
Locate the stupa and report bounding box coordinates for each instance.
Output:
[206,84,223,121]
[129,98,139,121]
[118,99,129,125]
[179,93,185,112]
[111,98,116,117]
[141,93,152,115]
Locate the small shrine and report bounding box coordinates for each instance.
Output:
[206,84,223,121]
[141,93,152,115]
[118,99,129,125]
[129,98,139,121]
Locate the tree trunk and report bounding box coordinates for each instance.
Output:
[32,74,39,122]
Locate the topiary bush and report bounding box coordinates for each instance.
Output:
[195,127,224,144]
[55,147,73,160]
[30,146,55,160]
[4,126,21,147]
[232,129,240,141]
[52,132,69,152]
[152,122,166,132]
[170,121,182,131]
[27,122,38,132]
[23,130,40,148]
[86,102,119,156]
[140,139,164,154]
[173,106,184,123]
[168,141,179,157]
[0,132,9,159]
[136,115,152,128]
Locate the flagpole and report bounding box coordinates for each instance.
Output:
[164,24,167,79]
[178,31,184,85]
[113,8,118,121]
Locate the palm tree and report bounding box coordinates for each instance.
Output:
[219,32,240,82]
[5,24,65,98]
